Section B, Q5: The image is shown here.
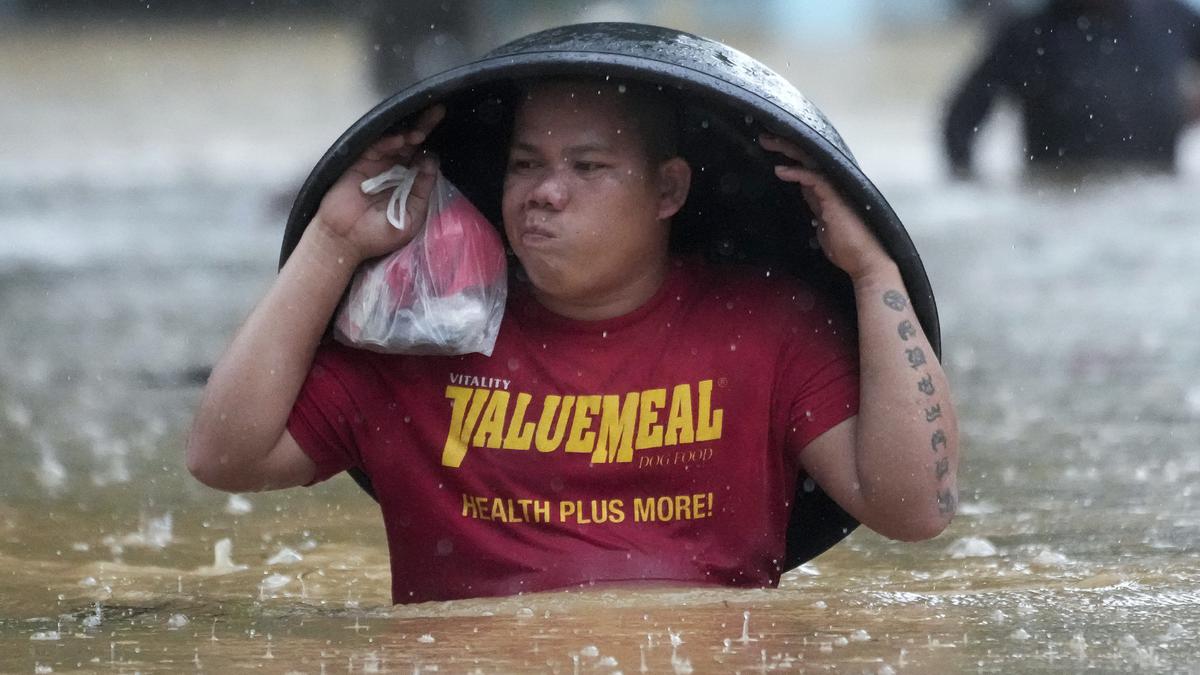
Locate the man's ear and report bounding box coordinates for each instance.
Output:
[655,157,692,220]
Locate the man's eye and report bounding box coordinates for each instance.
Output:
[575,161,606,172]
[508,158,537,171]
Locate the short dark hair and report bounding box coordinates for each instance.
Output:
[513,76,680,165]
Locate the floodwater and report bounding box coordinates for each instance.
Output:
[3,19,1200,674]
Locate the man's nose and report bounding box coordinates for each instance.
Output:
[526,167,569,210]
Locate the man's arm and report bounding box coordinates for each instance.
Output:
[186,106,445,492]
[760,133,959,541]
[798,265,958,542]
[943,24,1019,177]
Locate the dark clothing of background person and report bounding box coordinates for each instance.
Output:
[943,0,1200,175]
[364,0,478,94]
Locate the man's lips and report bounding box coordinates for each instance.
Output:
[516,221,557,243]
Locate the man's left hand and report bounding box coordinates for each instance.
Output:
[759,133,893,281]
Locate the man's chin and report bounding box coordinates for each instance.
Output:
[516,258,567,292]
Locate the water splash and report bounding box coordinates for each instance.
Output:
[113,512,174,549]
[225,494,253,515]
[946,536,998,558]
[266,546,303,565]
[259,573,292,599]
[197,537,248,574]
[736,610,756,643]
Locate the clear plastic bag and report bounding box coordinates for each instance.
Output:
[333,164,507,356]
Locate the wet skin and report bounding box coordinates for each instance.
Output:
[501,82,691,321]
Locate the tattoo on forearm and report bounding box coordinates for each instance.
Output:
[935,457,950,481]
[937,488,957,515]
[905,347,927,369]
[890,288,953,512]
[931,429,947,453]
[883,290,908,311]
[917,374,935,396]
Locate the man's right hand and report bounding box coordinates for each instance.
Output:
[314,104,447,263]
[187,104,448,493]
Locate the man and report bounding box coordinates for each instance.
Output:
[187,79,958,603]
[944,0,1200,177]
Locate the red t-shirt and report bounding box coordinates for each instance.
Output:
[288,258,859,603]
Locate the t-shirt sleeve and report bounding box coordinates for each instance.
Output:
[287,345,365,486]
[774,286,861,454]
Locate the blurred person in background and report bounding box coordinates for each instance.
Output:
[363,0,481,93]
[363,0,628,94]
[943,0,1200,178]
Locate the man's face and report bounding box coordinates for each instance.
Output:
[502,82,678,311]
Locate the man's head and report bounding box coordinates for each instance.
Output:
[502,77,692,320]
